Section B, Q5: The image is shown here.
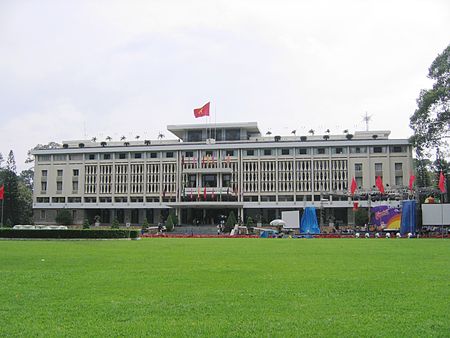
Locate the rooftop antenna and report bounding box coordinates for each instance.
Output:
[363,112,372,131]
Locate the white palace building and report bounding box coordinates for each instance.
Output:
[32,122,413,226]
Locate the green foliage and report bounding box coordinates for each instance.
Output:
[246,216,254,229]
[83,219,90,229]
[0,229,139,239]
[55,209,73,225]
[225,210,237,232]
[111,218,120,229]
[0,239,448,337]
[142,217,150,230]
[165,214,174,232]
[410,44,450,158]
[354,208,369,226]
[0,169,21,225]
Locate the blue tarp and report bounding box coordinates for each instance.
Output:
[300,207,320,234]
[400,200,416,235]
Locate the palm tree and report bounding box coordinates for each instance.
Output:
[343,129,349,134]
[135,135,140,140]
[325,129,330,134]
[291,130,296,135]
[308,129,315,135]
[100,141,107,147]
[106,136,112,141]
[124,142,130,146]
[157,133,165,140]
[266,131,272,136]
[120,136,126,141]
[91,137,97,142]
[144,140,151,146]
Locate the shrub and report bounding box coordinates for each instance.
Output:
[111,218,120,229]
[246,216,254,229]
[225,211,237,233]
[55,209,73,225]
[0,229,140,239]
[354,208,369,226]
[82,219,90,229]
[165,215,174,232]
[142,217,150,231]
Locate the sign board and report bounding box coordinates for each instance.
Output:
[422,204,450,225]
[281,210,300,229]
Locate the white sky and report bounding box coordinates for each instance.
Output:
[1,0,449,171]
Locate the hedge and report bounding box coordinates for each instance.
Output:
[0,229,140,239]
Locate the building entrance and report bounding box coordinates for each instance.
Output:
[181,208,238,225]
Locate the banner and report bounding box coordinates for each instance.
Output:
[370,205,401,230]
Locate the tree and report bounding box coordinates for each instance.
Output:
[410,44,450,158]
[142,217,150,231]
[55,209,73,225]
[225,211,237,232]
[83,219,90,229]
[165,214,174,232]
[111,218,120,229]
[354,208,369,226]
[19,169,34,190]
[6,150,16,173]
[0,153,3,168]
[0,169,20,226]
[245,216,254,229]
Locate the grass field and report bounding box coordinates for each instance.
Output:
[0,238,449,337]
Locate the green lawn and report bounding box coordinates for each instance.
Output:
[0,239,449,337]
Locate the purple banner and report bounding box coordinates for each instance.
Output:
[371,205,402,230]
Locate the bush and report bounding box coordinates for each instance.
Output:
[354,208,369,226]
[225,211,237,233]
[142,217,150,231]
[111,218,120,229]
[246,216,254,229]
[55,209,73,225]
[0,229,140,239]
[83,219,90,229]
[165,215,174,232]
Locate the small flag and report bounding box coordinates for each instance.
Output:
[0,185,4,200]
[194,102,210,118]
[197,187,200,200]
[211,188,215,200]
[376,176,385,194]
[350,177,357,195]
[439,171,446,193]
[203,186,207,200]
[353,201,359,211]
[409,174,416,191]
[190,188,193,200]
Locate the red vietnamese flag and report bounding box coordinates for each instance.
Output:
[203,186,207,200]
[194,102,210,118]
[376,176,385,194]
[350,177,357,195]
[353,201,359,211]
[0,185,4,200]
[439,171,446,193]
[409,174,416,191]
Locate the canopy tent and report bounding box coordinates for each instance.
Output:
[400,200,416,235]
[300,207,320,234]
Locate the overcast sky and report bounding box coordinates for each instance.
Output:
[1,0,449,171]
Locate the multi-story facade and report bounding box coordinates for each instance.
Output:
[32,122,413,226]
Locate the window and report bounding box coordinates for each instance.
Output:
[166,152,174,158]
[394,163,403,171]
[54,154,66,161]
[391,146,405,153]
[149,152,158,159]
[37,197,49,203]
[40,210,46,219]
[395,176,403,186]
[281,148,290,155]
[226,150,235,156]
[317,148,326,155]
[103,154,111,160]
[41,181,47,192]
[134,153,142,159]
[185,151,194,157]
[355,163,362,172]
[356,177,363,188]
[373,147,383,153]
[187,130,203,142]
[86,154,96,160]
[202,174,217,187]
[72,181,78,192]
[225,129,240,141]
[298,148,308,155]
[118,153,127,159]
[375,163,383,172]
[350,147,367,154]
[246,150,254,156]
[73,169,79,176]
[334,147,344,154]
[38,155,51,162]
[42,170,48,177]
[57,169,63,176]
[188,174,196,187]
[205,150,213,156]
[222,174,231,187]
[69,154,83,161]
[52,197,65,203]
[68,197,81,203]
[57,181,63,191]
[263,149,272,156]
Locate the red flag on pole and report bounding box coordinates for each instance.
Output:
[376,176,385,194]
[409,174,416,191]
[439,171,446,193]
[0,185,4,200]
[350,177,357,195]
[211,188,215,200]
[194,102,210,118]
[353,201,359,211]
[203,186,207,200]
